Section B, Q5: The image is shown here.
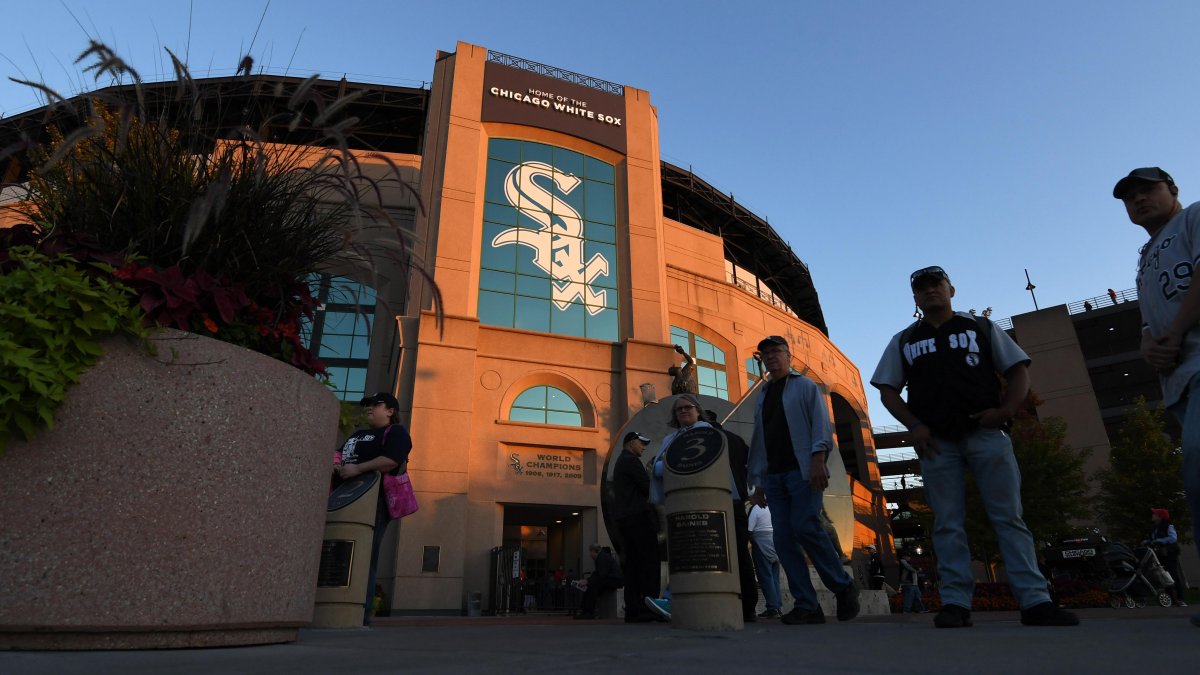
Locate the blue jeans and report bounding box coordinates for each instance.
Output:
[750,540,782,611]
[919,427,1049,610]
[1168,371,1200,558]
[764,469,853,612]
[902,583,926,612]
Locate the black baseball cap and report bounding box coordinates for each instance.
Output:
[1113,167,1175,199]
[757,335,788,351]
[910,266,950,289]
[360,392,400,409]
[623,431,651,444]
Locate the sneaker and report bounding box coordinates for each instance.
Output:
[933,604,973,628]
[1174,600,1188,607]
[780,607,826,625]
[757,608,783,619]
[1019,602,1079,626]
[644,596,672,621]
[835,583,861,621]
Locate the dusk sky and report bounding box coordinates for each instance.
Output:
[2,0,1192,428]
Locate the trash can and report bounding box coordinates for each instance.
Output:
[467,591,483,617]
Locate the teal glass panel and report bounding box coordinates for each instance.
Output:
[514,296,550,332]
[516,273,550,299]
[346,368,366,394]
[550,302,586,337]
[319,334,351,358]
[484,203,519,227]
[350,336,370,359]
[522,142,554,165]
[585,306,618,341]
[546,387,579,413]
[585,156,614,183]
[322,311,353,334]
[588,242,618,288]
[489,138,522,163]
[584,181,616,224]
[485,158,516,205]
[516,228,550,277]
[513,386,547,408]
[480,269,515,293]
[552,176,586,220]
[712,346,726,366]
[670,326,689,343]
[553,147,585,177]
[510,407,546,424]
[478,291,515,327]
[694,339,716,363]
[698,366,718,388]
[327,366,348,390]
[481,222,517,271]
[586,222,615,244]
[547,411,583,426]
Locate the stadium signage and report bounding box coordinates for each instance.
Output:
[482,60,627,154]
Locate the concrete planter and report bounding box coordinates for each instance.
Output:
[0,329,339,649]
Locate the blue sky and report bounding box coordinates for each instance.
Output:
[1,1,1191,428]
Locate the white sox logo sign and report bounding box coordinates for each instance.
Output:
[490,161,609,315]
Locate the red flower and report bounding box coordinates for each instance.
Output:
[202,313,218,333]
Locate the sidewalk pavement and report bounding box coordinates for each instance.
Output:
[2,606,1195,674]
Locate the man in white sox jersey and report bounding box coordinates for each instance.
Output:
[871,266,1079,628]
[1115,167,1200,629]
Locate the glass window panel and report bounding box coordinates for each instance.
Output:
[319,334,352,358]
[546,387,579,413]
[746,358,762,377]
[514,296,550,333]
[326,366,348,390]
[553,147,585,176]
[513,386,547,408]
[670,326,689,343]
[509,407,546,424]
[547,411,582,427]
[346,368,366,394]
[585,306,618,342]
[516,229,550,277]
[600,286,619,309]
[516,273,550,299]
[588,242,618,288]
[586,222,615,244]
[694,340,716,363]
[485,158,517,205]
[484,202,519,226]
[480,269,515,293]
[697,366,718,388]
[478,291,515,327]
[482,223,517,271]
[585,156,614,183]
[712,346,726,366]
[521,142,554,165]
[350,336,371,359]
[322,311,353,334]
[584,181,615,224]
[489,138,522,163]
[300,317,313,348]
[550,301,586,337]
[552,178,585,220]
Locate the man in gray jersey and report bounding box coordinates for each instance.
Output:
[1115,167,1200,628]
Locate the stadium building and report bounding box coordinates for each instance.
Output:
[1,41,890,614]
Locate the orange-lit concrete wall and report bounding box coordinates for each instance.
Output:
[392,41,885,612]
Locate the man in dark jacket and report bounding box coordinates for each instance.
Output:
[577,543,625,619]
[609,431,661,622]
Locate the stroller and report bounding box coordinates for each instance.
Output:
[1103,541,1175,608]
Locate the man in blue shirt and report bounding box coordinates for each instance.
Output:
[748,335,859,624]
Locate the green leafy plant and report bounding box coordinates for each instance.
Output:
[0,247,145,453]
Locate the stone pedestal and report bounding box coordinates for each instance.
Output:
[663,426,742,631]
[312,473,382,627]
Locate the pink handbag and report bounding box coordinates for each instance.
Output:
[382,472,418,519]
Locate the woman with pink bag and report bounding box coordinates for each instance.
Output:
[333,391,413,625]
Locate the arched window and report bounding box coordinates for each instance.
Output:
[509,386,583,426]
[301,274,376,401]
[670,325,729,400]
